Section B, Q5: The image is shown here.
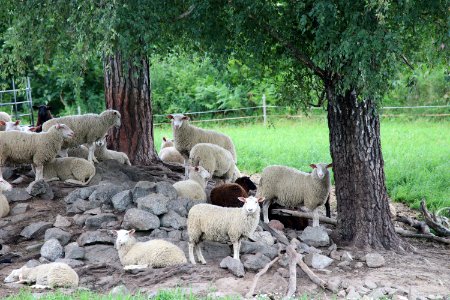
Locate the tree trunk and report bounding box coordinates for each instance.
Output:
[104,52,158,165]
[326,86,409,251]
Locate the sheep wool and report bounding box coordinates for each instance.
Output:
[67,145,89,159]
[173,166,210,201]
[210,176,257,208]
[0,179,12,218]
[0,112,11,131]
[44,157,95,185]
[4,262,79,288]
[114,229,187,269]
[189,143,235,181]
[187,196,264,264]
[258,163,332,227]
[159,137,184,165]
[94,137,131,165]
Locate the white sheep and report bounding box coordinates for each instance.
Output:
[187,195,265,264]
[0,112,11,131]
[189,143,235,182]
[258,163,332,227]
[114,229,187,270]
[0,179,12,218]
[0,120,33,132]
[0,124,74,182]
[94,136,131,166]
[173,166,210,201]
[159,137,184,165]
[4,262,79,289]
[42,110,121,163]
[167,114,236,177]
[44,157,96,185]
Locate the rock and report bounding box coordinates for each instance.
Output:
[299,226,330,247]
[132,181,156,202]
[304,253,334,269]
[3,188,32,202]
[84,207,102,215]
[20,221,53,239]
[64,186,97,204]
[44,228,72,246]
[73,214,89,226]
[64,242,85,260]
[167,198,189,217]
[168,230,182,241]
[341,251,353,261]
[84,245,120,265]
[122,208,160,231]
[330,250,341,260]
[110,285,130,297]
[1,167,14,180]
[337,290,346,297]
[77,231,114,246]
[89,183,123,205]
[364,278,378,290]
[26,180,49,196]
[242,253,271,272]
[67,199,99,214]
[10,203,29,215]
[240,240,278,260]
[55,258,84,268]
[250,231,275,246]
[160,210,186,230]
[276,267,290,278]
[155,181,178,201]
[346,287,361,300]
[111,190,132,212]
[40,186,54,200]
[136,193,169,216]
[328,243,337,251]
[40,239,63,261]
[355,262,364,268]
[268,220,284,231]
[365,253,385,268]
[327,277,342,293]
[392,296,408,300]
[149,228,169,239]
[26,259,41,268]
[358,286,371,295]
[53,215,71,228]
[220,256,245,277]
[85,213,118,230]
[369,288,386,299]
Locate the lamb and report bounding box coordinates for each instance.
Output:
[173,166,210,201]
[44,157,95,185]
[42,109,121,163]
[114,229,187,269]
[0,124,74,182]
[0,112,11,131]
[0,179,12,218]
[258,163,332,227]
[187,195,265,264]
[159,137,184,165]
[4,262,79,289]
[210,176,257,207]
[0,120,32,132]
[94,136,131,166]
[189,143,235,182]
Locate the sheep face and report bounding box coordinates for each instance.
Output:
[167,114,189,129]
[0,120,21,132]
[95,136,107,148]
[0,179,12,192]
[55,124,75,139]
[190,166,210,179]
[102,110,122,128]
[161,137,174,149]
[4,267,24,283]
[238,196,265,215]
[114,229,136,249]
[310,163,333,180]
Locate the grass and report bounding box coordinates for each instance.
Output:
[155,116,450,211]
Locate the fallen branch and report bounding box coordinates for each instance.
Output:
[396,215,430,234]
[285,244,298,298]
[420,199,450,237]
[395,228,450,245]
[271,209,337,225]
[245,256,280,298]
[295,253,328,290]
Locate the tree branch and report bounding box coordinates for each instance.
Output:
[420,199,450,237]
[400,54,414,71]
[395,228,450,245]
[309,89,326,107]
[176,5,195,20]
[245,256,280,298]
[271,209,337,225]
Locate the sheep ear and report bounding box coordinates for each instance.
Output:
[163,137,167,142]
[237,197,246,203]
[55,124,61,129]
[167,114,174,119]
[14,120,20,125]
[128,229,136,235]
[257,197,265,203]
[326,163,333,169]
[182,115,190,121]
[310,164,317,169]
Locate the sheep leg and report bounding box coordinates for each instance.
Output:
[88,143,99,163]
[262,199,272,223]
[64,179,88,186]
[45,177,60,182]
[312,207,320,227]
[0,166,3,180]
[188,242,196,265]
[184,159,189,180]
[31,284,49,289]
[34,165,44,181]
[232,240,241,260]
[195,243,206,264]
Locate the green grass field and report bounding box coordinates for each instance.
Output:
[155,116,450,211]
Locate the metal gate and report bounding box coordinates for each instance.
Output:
[0,77,34,126]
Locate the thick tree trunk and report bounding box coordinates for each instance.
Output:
[103,52,158,165]
[327,86,409,251]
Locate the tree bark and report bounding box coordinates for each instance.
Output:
[326,86,409,251]
[103,52,158,165]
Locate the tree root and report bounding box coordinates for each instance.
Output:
[396,215,430,234]
[270,209,337,225]
[395,228,450,245]
[420,199,450,237]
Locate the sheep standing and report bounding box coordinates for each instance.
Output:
[159,137,184,165]
[42,110,121,163]
[0,124,74,182]
[44,157,95,185]
[210,176,257,207]
[114,229,187,269]
[187,195,265,264]
[94,136,131,166]
[0,179,12,218]
[31,105,53,133]
[189,143,235,182]
[0,112,11,131]
[258,163,332,227]
[173,166,210,201]
[4,262,79,288]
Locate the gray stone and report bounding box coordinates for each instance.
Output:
[64,242,85,260]
[137,193,169,215]
[337,261,351,267]
[365,253,385,268]
[25,259,41,268]
[369,288,386,299]
[330,250,341,260]
[132,181,156,202]
[26,180,50,196]
[122,208,160,231]
[3,188,32,202]
[327,277,342,293]
[155,181,178,201]
[77,231,114,246]
[40,239,63,261]
[268,219,284,231]
[85,213,118,230]
[160,210,186,230]
[40,187,54,200]
[111,190,132,212]
[364,278,378,289]
[84,207,102,215]
[220,256,245,277]
[84,245,120,265]
[73,214,89,226]
[304,253,334,269]
[337,290,346,297]
[242,253,271,272]
[277,267,290,278]
[240,240,278,260]
[53,215,71,228]
[55,258,84,268]
[168,230,182,241]
[167,198,189,217]
[346,287,361,300]
[299,226,330,247]
[250,231,275,246]
[149,228,168,239]
[67,199,99,214]
[1,167,14,180]
[20,221,53,239]
[89,183,123,205]
[64,186,97,204]
[44,228,72,246]
[341,251,353,262]
[355,262,364,268]
[358,286,371,295]
[110,285,130,297]
[10,203,29,215]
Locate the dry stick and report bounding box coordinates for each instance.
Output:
[294,253,329,290]
[396,215,431,234]
[245,257,280,298]
[395,228,450,245]
[271,209,337,225]
[285,244,298,298]
[420,199,450,237]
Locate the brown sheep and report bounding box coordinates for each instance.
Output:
[210,176,256,207]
